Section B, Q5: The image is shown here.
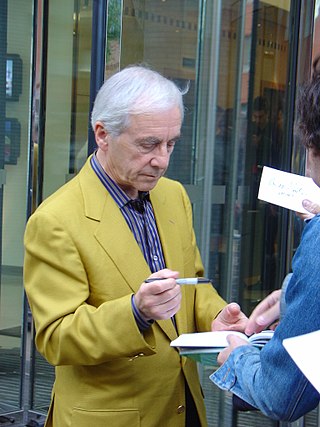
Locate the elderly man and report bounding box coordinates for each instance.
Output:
[24,65,247,427]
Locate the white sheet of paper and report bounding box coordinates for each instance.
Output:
[258,166,320,213]
[283,330,320,393]
[170,331,248,348]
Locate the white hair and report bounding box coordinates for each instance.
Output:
[91,65,188,136]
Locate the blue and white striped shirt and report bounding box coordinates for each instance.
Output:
[90,153,166,329]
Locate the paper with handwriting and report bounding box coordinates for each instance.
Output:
[283,330,320,393]
[258,166,320,213]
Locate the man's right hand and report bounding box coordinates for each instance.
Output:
[134,269,182,321]
[245,289,281,335]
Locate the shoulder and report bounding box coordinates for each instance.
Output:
[154,176,185,192]
[30,160,103,221]
[151,177,190,207]
[35,176,81,215]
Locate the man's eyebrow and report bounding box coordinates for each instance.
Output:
[171,134,181,142]
[135,137,162,144]
[135,135,181,144]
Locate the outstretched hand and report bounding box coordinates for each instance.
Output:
[216,291,281,366]
[211,302,248,332]
[245,289,281,335]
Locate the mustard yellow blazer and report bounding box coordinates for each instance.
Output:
[24,158,226,427]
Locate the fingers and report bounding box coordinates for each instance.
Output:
[245,289,281,335]
[296,199,320,221]
[147,268,179,282]
[134,272,182,320]
[217,335,249,365]
[302,199,320,215]
[217,347,231,365]
[211,303,248,332]
[219,302,241,321]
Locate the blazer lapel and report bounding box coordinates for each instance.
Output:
[96,199,179,340]
[79,161,150,293]
[79,163,179,340]
[149,190,184,273]
[96,198,152,293]
[150,187,185,340]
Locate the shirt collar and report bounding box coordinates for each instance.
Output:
[90,152,150,208]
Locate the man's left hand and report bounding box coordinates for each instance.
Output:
[211,302,248,332]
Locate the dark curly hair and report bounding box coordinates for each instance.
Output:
[296,56,320,154]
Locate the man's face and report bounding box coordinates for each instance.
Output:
[253,110,268,130]
[306,147,320,187]
[95,106,182,199]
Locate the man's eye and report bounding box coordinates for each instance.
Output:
[140,143,154,151]
[167,140,178,151]
[137,143,156,153]
[136,140,178,154]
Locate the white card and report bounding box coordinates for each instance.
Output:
[258,166,320,213]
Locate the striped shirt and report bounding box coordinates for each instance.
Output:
[90,153,166,329]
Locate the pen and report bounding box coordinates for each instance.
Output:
[144,277,212,285]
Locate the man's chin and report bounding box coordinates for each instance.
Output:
[138,179,161,193]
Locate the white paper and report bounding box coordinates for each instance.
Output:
[170,331,248,348]
[258,166,320,213]
[283,330,320,393]
[170,330,274,349]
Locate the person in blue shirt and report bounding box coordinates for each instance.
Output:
[210,60,320,421]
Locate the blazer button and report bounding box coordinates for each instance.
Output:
[177,405,185,414]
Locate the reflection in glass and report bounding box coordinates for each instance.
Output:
[0,0,32,418]
[238,2,290,314]
[120,1,287,426]
[122,0,199,185]
[31,0,94,415]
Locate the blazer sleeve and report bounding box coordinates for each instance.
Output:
[24,209,157,366]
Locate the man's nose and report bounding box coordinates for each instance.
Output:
[150,144,171,167]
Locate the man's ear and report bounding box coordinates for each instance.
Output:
[94,121,109,150]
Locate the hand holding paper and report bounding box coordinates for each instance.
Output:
[258,166,320,213]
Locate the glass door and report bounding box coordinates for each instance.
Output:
[118,1,319,426]
[19,0,94,424]
[195,1,318,426]
[0,0,94,423]
[0,0,34,424]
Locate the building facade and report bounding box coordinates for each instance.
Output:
[0,0,319,426]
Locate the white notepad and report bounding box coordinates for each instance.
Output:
[170,330,274,353]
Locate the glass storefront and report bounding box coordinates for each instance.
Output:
[0,0,319,426]
[1,0,94,424]
[0,0,33,422]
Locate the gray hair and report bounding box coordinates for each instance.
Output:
[91,65,188,137]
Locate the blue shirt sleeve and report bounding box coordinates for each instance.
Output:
[131,295,154,331]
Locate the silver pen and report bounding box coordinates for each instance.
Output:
[144,277,212,285]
